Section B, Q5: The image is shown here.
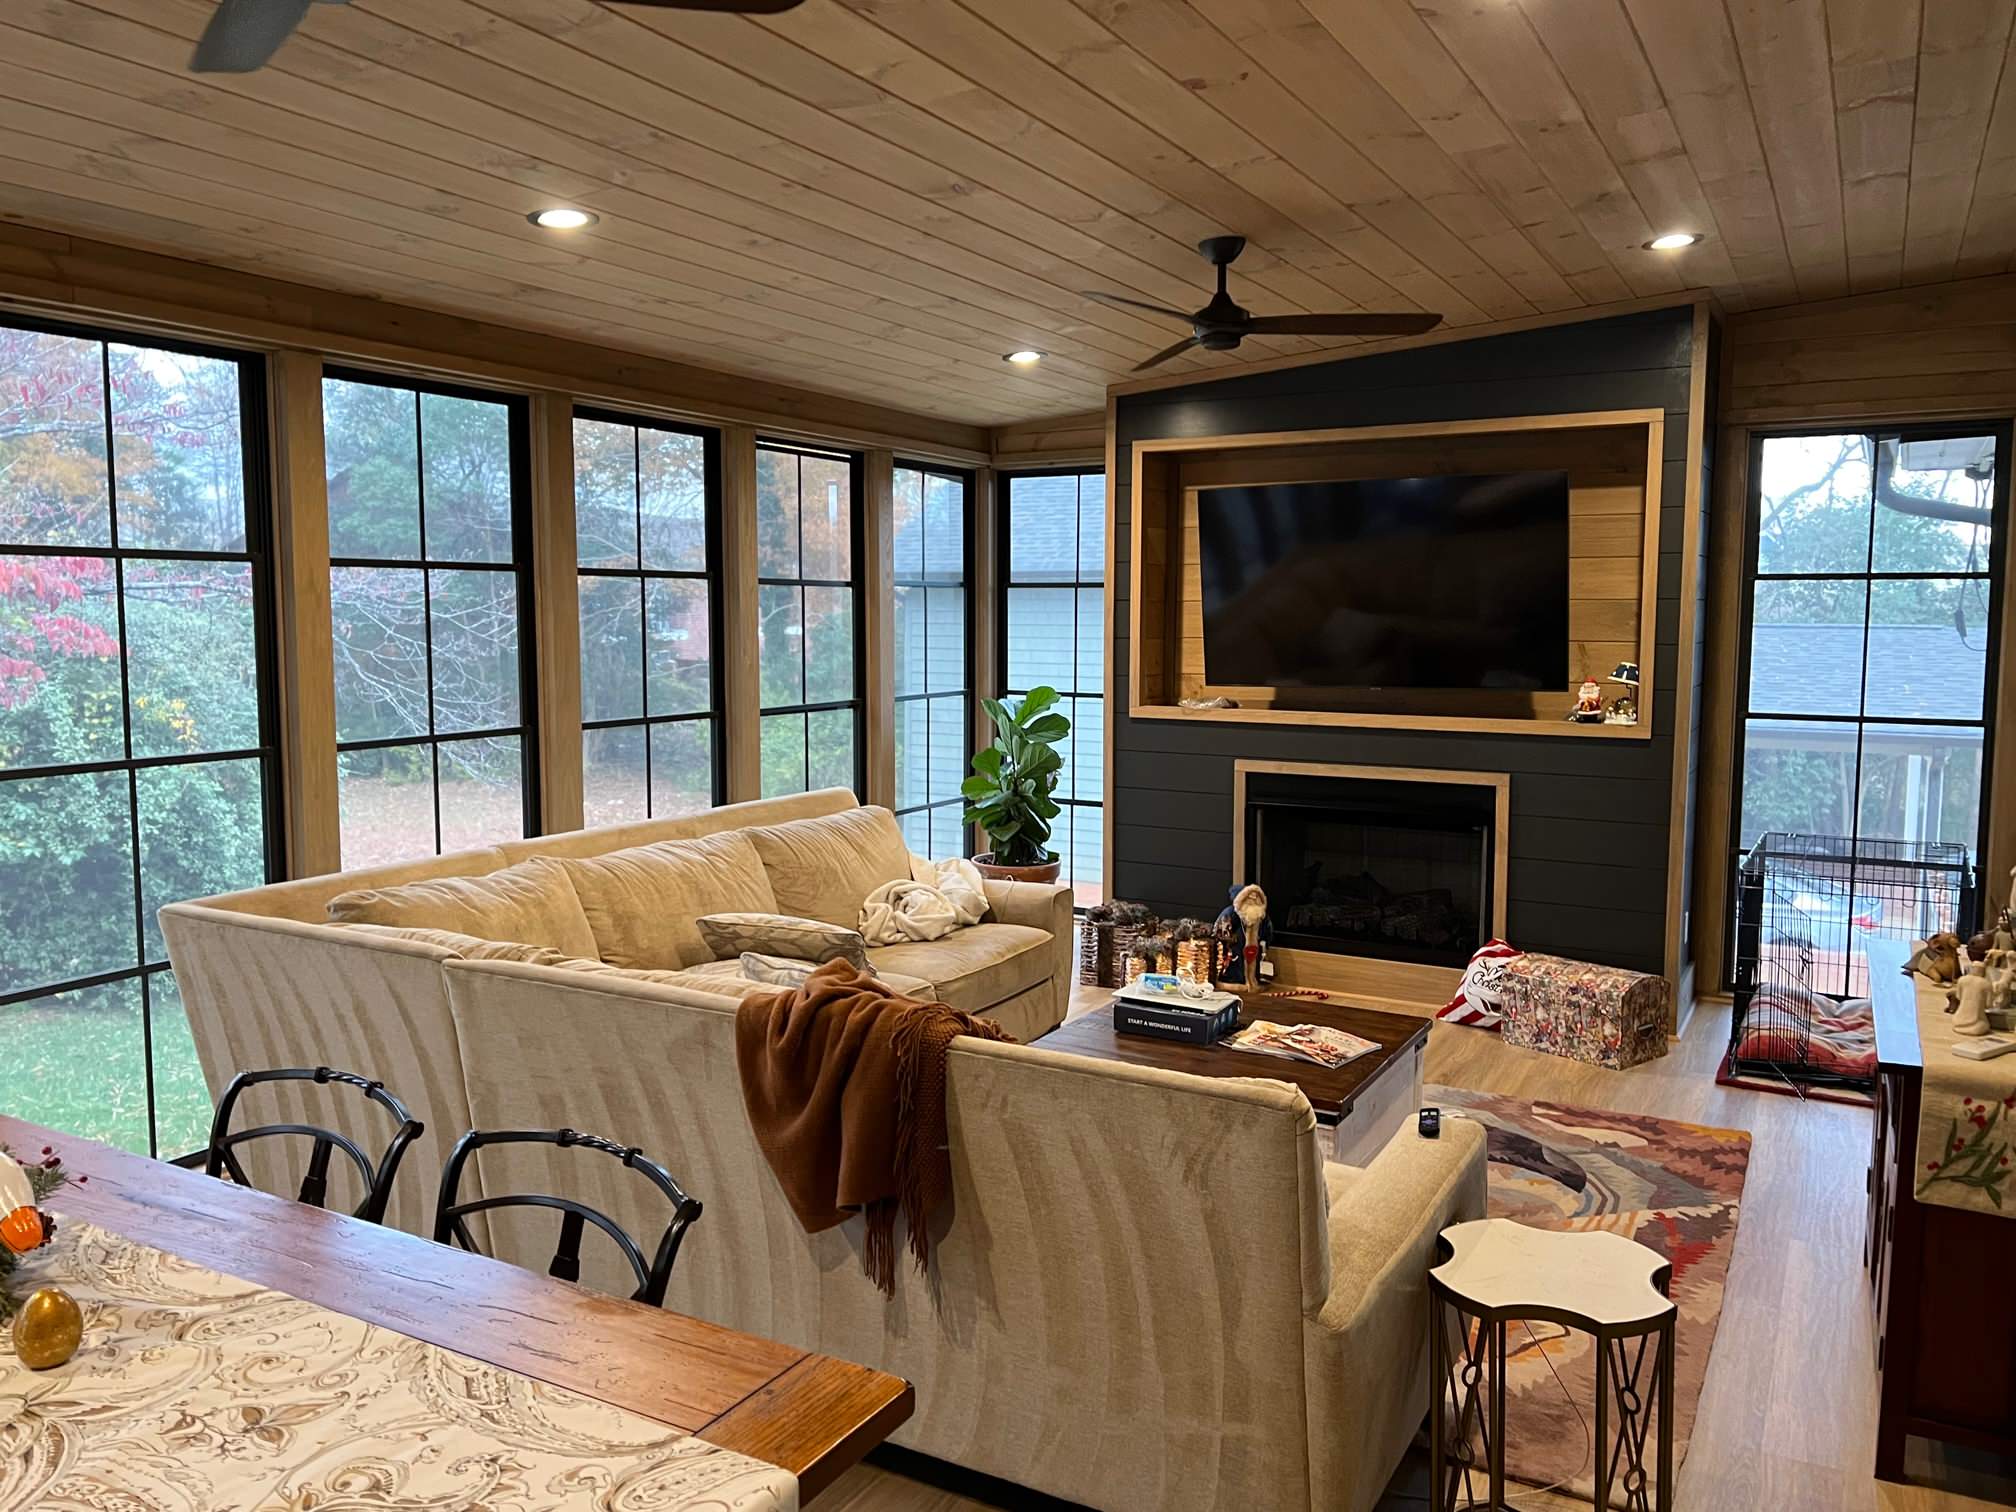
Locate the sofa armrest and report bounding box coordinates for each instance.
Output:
[982,878,1075,1036]
[1304,1118,1487,1512]
[1317,1117,1487,1329]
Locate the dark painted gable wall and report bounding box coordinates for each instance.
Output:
[1110,306,1703,979]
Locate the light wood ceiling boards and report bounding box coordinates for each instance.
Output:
[2,0,2013,427]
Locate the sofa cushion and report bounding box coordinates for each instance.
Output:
[742,806,911,928]
[339,924,569,962]
[864,923,1052,1014]
[697,912,870,970]
[675,956,936,1000]
[560,831,777,970]
[326,858,597,960]
[1322,1159,1363,1212]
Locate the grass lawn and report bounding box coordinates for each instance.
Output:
[0,970,212,1159]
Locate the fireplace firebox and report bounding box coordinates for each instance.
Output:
[1242,770,1497,972]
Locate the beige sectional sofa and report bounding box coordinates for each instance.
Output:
[162,786,1487,1512]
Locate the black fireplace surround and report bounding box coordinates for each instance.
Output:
[1244,772,1495,971]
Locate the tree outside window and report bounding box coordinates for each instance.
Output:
[756,443,860,798]
[325,374,535,866]
[0,319,275,1158]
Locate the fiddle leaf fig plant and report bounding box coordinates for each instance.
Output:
[961,685,1070,867]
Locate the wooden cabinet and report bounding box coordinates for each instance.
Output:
[1867,942,2016,1479]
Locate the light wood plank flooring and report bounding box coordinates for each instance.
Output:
[819,992,2016,1511]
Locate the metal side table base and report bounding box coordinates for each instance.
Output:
[1428,1218,1677,1512]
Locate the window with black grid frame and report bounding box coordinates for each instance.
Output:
[324,371,538,867]
[756,441,863,798]
[574,410,723,823]
[1001,469,1106,906]
[1729,425,2006,989]
[892,463,971,859]
[0,315,280,1159]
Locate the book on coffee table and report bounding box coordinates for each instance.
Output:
[1224,1020,1380,1070]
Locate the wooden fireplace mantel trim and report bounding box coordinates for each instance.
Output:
[1127,408,1665,740]
[1230,760,1511,1016]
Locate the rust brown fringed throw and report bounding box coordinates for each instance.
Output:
[734,959,1014,1294]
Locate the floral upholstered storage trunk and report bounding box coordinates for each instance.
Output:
[1499,953,1670,1069]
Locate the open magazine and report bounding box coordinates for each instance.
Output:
[1224,1020,1379,1070]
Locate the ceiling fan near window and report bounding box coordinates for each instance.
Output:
[191,0,807,74]
[1085,236,1445,372]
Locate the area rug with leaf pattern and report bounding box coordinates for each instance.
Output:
[1422,1084,1752,1504]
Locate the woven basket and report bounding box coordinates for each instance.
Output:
[1079,915,1157,988]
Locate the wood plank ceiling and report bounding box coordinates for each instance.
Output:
[2,0,2013,427]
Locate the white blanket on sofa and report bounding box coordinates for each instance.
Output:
[859,855,989,945]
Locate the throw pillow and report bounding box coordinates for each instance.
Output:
[1438,938,1522,1030]
[697,912,871,970]
[560,831,777,971]
[326,857,598,960]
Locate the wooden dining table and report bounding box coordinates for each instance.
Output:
[0,1113,912,1504]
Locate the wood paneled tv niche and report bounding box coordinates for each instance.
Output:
[1128,410,1664,739]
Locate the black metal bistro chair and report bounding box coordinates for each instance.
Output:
[203,1066,424,1225]
[432,1128,703,1308]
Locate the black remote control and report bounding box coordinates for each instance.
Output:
[1419,1107,1441,1139]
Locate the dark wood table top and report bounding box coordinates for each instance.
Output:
[1035,991,1430,1122]
[0,1114,910,1504]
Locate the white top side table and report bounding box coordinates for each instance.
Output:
[1428,1218,1677,1512]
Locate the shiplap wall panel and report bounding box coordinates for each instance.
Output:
[1111,307,1706,982]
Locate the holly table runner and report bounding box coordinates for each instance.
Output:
[1915,982,2016,1216]
[0,1221,797,1511]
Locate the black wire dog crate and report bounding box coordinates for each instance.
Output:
[1730,833,1978,1090]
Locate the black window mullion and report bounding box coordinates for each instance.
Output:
[0,315,281,1159]
[100,339,162,1157]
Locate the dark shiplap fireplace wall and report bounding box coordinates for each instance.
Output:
[1110,307,1708,982]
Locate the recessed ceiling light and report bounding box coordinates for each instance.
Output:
[529,207,598,230]
[1644,232,1701,251]
[1003,349,1044,366]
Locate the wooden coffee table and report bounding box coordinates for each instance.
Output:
[1035,992,1430,1166]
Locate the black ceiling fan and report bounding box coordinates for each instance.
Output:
[191,0,807,74]
[1084,235,1444,372]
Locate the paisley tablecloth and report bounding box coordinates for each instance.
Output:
[0,1221,797,1511]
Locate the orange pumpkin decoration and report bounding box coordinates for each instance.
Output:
[0,1205,45,1256]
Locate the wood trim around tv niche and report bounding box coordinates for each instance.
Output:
[1231,760,1511,1016]
[1128,410,1665,738]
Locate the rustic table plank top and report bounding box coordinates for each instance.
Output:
[1035,992,1430,1121]
[0,1114,911,1504]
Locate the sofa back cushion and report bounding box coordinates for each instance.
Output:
[743,806,911,928]
[560,831,777,970]
[326,857,597,959]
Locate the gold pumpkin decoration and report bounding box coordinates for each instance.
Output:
[12,1285,82,1370]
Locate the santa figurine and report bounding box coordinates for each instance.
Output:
[1215,883,1271,989]
[1569,678,1604,722]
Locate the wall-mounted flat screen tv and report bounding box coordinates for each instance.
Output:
[1197,469,1571,693]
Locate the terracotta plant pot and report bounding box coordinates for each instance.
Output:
[973,851,1063,885]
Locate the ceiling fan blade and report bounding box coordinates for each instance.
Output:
[606,0,807,10]
[192,0,317,72]
[1132,336,1202,373]
[1082,290,1197,322]
[1243,312,1444,337]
